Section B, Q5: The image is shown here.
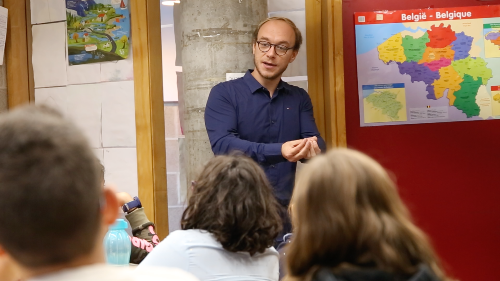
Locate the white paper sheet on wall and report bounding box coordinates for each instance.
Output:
[34,86,68,115]
[32,22,68,88]
[103,148,138,196]
[0,7,8,65]
[31,0,66,24]
[100,48,134,82]
[101,81,137,147]
[66,84,102,148]
[268,0,305,13]
[67,64,101,85]
[226,73,245,81]
[30,0,50,24]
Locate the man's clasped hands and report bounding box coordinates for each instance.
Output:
[281,136,321,162]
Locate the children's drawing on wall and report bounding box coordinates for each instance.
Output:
[66,0,130,65]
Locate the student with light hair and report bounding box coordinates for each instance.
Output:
[284,148,453,281]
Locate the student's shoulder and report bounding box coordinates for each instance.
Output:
[162,229,215,245]
[133,266,199,281]
[51,265,199,281]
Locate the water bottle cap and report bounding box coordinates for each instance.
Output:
[109,219,128,230]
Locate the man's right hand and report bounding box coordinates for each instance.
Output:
[282,139,311,162]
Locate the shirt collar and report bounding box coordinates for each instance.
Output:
[244,69,287,94]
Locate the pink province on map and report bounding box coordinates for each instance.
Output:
[424,58,452,71]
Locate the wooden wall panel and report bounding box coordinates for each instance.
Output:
[306,0,346,148]
[4,0,32,108]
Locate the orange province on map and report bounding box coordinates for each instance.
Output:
[490,37,500,46]
[432,65,463,104]
[419,46,454,71]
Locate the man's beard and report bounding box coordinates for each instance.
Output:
[254,57,288,81]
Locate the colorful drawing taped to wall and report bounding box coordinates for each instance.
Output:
[66,0,130,65]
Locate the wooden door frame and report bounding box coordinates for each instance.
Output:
[7,0,169,238]
[306,0,347,148]
[130,0,169,238]
[4,0,33,107]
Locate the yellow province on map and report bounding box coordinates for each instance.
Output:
[363,86,407,123]
[377,34,407,63]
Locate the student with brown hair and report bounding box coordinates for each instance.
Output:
[139,154,283,281]
[284,148,453,281]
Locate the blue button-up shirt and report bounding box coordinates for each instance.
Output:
[205,70,326,204]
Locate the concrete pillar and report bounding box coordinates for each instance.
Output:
[179,0,267,189]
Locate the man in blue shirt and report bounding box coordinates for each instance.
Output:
[205,17,326,238]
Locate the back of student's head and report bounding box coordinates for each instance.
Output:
[181,154,282,255]
[286,148,450,280]
[0,105,102,268]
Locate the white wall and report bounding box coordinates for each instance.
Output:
[268,0,308,91]
[161,4,181,102]
[31,0,139,196]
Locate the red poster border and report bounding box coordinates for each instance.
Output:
[355,5,500,25]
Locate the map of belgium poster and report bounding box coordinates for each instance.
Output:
[66,0,130,65]
[355,5,500,126]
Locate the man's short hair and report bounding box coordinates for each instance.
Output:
[252,17,303,51]
[0,105,102,268]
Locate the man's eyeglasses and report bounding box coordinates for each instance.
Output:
[256,41,293,56]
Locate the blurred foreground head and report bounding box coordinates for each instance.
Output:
[286,148,451,281]
[0,105,103,268]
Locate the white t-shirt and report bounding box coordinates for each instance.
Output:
[138,229,280,281]
[28,264,199,281]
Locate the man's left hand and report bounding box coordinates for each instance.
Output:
[304,138,321,159]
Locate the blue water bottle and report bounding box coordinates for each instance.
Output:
[104,219,131,265]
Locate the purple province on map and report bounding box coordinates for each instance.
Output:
[452,32,474,60]
[377,24,491,118]
[397,61,440,99]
